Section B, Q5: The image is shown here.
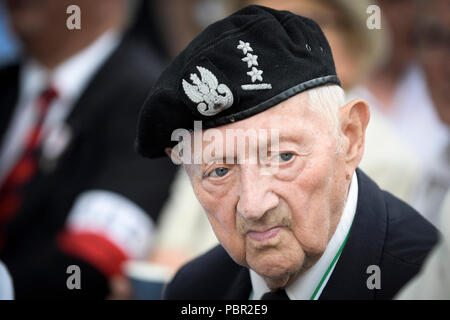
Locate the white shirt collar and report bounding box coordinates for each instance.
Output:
[250,172,359,300]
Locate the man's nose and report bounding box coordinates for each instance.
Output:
[236,165,279,220]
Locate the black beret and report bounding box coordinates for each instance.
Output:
[136,5,340,158]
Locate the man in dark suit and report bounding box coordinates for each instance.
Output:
[0,0,176,298]
[136,5,438,300]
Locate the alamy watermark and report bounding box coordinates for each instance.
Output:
[65,4,380,31]
[66,264,81,290]
[366,5,382,30]
[366,265,381,290]
[66,5,81,30]
[169,121,281,173]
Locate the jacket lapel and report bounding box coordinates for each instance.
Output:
[0,64,20,144]
[223,265,252,300]
[61,42,126,147]
[38,37,132,171]
[319,169,387,299]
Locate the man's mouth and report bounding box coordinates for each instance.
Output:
[247,226,281,242]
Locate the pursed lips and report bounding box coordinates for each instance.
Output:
[246,226,281,241]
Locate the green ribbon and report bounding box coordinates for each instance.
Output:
[248,223,352,300]
[309,226,352,300]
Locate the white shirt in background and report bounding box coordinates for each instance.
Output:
[0,261,14,300]
[351,65,449,227]
[355,64,448,171]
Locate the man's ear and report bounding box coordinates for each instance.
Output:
[338,99,370,171]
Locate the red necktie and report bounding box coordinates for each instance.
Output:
[0,87,58,225]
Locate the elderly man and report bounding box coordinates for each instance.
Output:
[137,6,438,299]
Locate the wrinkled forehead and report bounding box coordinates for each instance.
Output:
[179,91,333,168]
[205,90,320,133]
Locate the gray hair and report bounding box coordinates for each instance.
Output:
[307,85,345,152]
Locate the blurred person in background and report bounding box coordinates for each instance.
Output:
[396,0,449,298]
[362,0,448,179]
[410,0,449,227]
[363,0,417,113]
[0,0,176,299]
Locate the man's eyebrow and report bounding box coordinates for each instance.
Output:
[203,155,237,165]
[202,134,305,163]
[276,134,301,143]
[270,133,305,146]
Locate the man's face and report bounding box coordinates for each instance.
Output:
[4,0,115,44]
[4,0,68,41]
[183,92,351,288]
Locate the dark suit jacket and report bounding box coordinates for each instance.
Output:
[0,36,177,299]
[164,169,438,300]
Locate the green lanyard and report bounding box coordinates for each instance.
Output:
[309,226,352,300]
[249,224,352,300]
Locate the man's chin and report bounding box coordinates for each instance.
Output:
[246,247,305,285]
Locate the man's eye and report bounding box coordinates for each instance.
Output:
[278,152,294,162]
[207,167,229,178]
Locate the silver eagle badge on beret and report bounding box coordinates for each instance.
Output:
[182,66,234,116]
